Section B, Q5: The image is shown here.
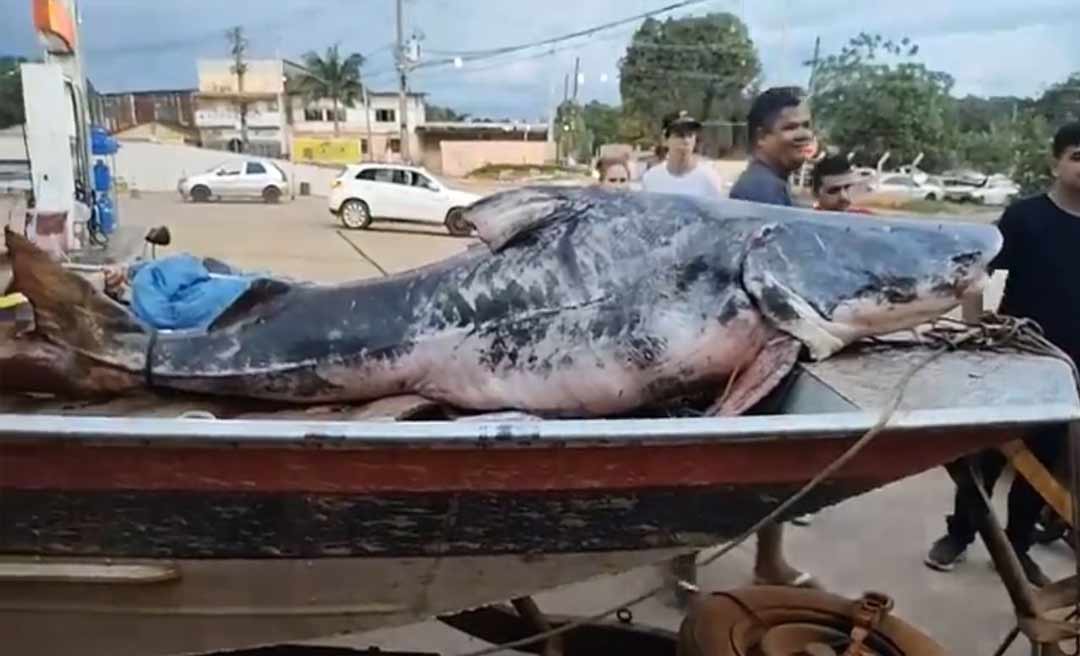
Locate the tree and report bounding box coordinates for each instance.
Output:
[1036,72,1080,129]
[810,34,956,171]
[0,57,26,129]
[554,100,590,164]
[582,101,620,150]
[293,45,365,136]
[619,12,760,130]
[426,103,469,122]
[1012,110,1054,196]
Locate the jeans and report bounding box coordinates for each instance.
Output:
[944,424,1067,554]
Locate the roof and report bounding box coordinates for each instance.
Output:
[98,88,197,97]
[417,121,548,133]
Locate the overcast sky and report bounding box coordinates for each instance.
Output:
[3,0,1078,120]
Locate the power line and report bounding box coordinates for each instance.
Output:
[416,0,718,69]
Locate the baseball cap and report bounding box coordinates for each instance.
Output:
[662,110,702,135]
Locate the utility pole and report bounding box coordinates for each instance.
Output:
[227,26,249,153]
[805,36,821,100]
[395,0,410,163]
[362,84,375,162]
[563,73,569,103]
[572,56,580,101]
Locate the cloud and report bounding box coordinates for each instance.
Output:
[1,0,1077,114]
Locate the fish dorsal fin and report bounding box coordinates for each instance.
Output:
[463,186,571,252]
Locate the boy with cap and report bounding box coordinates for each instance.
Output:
[641,110,727,201]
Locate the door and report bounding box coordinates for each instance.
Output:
[241,162,272,197]
[354,167,403,218]
[213,162,245,197]
[401,170,447,223]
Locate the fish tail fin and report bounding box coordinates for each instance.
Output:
[5,228,149,370]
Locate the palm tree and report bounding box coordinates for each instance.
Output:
[294,45,365,136]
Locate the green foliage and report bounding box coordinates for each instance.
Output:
[582,101,621,150]
[810,33,956,171]
[1012,111,1054,196]
[619,12,760,128]
[1036,72,1080,129]
[555,100,590,163]
[425,103,470,121]
[0,57,26,129]
[292,45,365,135]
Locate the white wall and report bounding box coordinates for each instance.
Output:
[109,141,342,196]
[289,95,424,135]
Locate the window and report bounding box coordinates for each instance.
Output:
[356,168,395,183]
[246,162,267,175]
[412,172,436,190]
[304,108,323,122]
[391,169,411,185]
[219,165,242,176]
[360,139,368,155]
[389,138,401,153]
[376,109,396,123]
[333,108,346,122]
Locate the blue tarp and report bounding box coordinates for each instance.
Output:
[130,255,253,331]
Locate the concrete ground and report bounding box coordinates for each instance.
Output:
[0,191,1069,655]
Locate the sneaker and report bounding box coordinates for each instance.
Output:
[791,513,814,526]
[925,534,968,571]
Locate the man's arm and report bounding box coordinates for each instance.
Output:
[988,204,1021,273]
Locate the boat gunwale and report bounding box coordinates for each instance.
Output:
[0,402,1076,448]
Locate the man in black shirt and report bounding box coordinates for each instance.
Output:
[925,121,1080,586]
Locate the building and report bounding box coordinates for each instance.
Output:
[92,88,196,136]
[193,59,294,157]
[415,121,553,176]
[286,87,426,163]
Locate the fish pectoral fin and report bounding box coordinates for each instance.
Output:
[206,278,293,331]
[706,334,801,416]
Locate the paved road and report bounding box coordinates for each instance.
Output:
[0,192,1056,655]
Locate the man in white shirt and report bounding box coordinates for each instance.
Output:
[641,111,726,201]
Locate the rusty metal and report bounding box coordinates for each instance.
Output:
[953,424,1080,656]
[677,586,947,656]
[439,602,677,656]
[510,596,563,656]
[843,592,895,656]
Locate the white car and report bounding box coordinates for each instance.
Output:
[329,163,482,236]
[971,178,1020,206]
[178,158,290,204]
[871,174,946,201]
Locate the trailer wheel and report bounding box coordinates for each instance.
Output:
[679,587,947,656]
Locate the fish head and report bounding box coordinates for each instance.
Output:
[741,214,1002,360]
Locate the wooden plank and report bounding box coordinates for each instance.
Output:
[999,440,1074,527]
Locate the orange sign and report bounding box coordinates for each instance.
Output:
[33,0,77,54]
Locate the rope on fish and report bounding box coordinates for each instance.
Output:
[452,313,1079,656]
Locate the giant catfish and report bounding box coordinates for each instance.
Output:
[1,186,1002,416]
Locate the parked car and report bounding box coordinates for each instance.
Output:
[178,158,290,204]
[870,174,946,201]
[934,176,981,202]
[329,163,482,235]
[971,177,1020,206]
